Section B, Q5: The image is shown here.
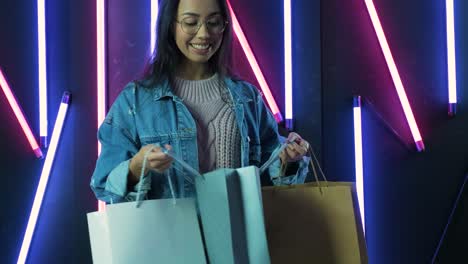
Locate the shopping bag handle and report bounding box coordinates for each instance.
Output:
[135,144,205,208]
[259,134,301,174]
[307,146,328,194]
[135,144,178,207]
[260,135,328,194]
[161,147,204,181]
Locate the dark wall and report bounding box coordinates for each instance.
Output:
[292,0,322,157]
[321,0,468,263]
[435,173,468,262]
[108,0,150,105]
[0,0,98,263]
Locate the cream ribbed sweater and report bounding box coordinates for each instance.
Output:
[172,74,241,173]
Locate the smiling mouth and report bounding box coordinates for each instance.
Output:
[190,43,211,50]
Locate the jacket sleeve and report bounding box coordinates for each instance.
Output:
[253,87,310,186]
[90,83,151,204]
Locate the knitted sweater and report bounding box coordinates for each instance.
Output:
[172,74,241,173]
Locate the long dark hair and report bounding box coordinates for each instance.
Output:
[142,0,235,86]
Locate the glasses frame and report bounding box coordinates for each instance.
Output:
[175,16,229,35]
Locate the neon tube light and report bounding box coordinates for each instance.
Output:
[226,1,283,122]
[97,0,107,211]
[97,0,106,153]
[150,0,159,55]
[0,68,43,158]
[284,0,293,129]
[446,0,457,116]
[38,0,48,147]
[353,96,365,233]
[364,0,425,151]
[17,92,71,264]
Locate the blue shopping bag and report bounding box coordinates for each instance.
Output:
[196,166,271,264]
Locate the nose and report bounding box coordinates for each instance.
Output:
[196,22,210,39]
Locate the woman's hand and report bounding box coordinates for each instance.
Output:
[279,132,310,164]
[128,144,174,185]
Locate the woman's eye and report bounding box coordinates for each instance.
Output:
[183,20,198,26]
[207,20,221,27]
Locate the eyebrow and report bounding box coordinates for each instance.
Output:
[180,11,222,17]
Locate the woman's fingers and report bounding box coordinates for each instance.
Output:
[282,138,311,162]
[287,132,302,143]
[293,142,309,155]
[299,139,310,153]
[151,161,173,173]
[148,150,171,161]
[145,145,174,172]
[148,156,173,168]
[285,147,297,160]
[164,144,172,152]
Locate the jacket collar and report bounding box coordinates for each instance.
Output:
[151,79,176,101]
[148,76,251,103]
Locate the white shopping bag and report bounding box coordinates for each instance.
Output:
[88,145,207,263]
[87,198,207,264]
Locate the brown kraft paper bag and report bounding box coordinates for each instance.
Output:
[262,148,368,263]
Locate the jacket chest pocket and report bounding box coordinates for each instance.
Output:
[140,134,173,147]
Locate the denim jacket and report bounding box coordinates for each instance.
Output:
[90,77,309,204]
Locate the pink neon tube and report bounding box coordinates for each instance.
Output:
[364,0,424,151]
[226,1,283,122]
[0,68,43,158]
[97,0,106,152]
[97,0,106,211]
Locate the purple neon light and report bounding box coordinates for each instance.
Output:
[284,0,293,130]
[353,96,365,233]
[38,0,48,147]
[150,0,159,55]
[17,92,71,264]
[446,0,457,116]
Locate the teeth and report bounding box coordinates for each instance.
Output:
[191,44,210,50]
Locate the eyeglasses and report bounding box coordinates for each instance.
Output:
[175,15,228,35]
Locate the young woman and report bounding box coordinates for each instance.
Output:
[91,0,311,203]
